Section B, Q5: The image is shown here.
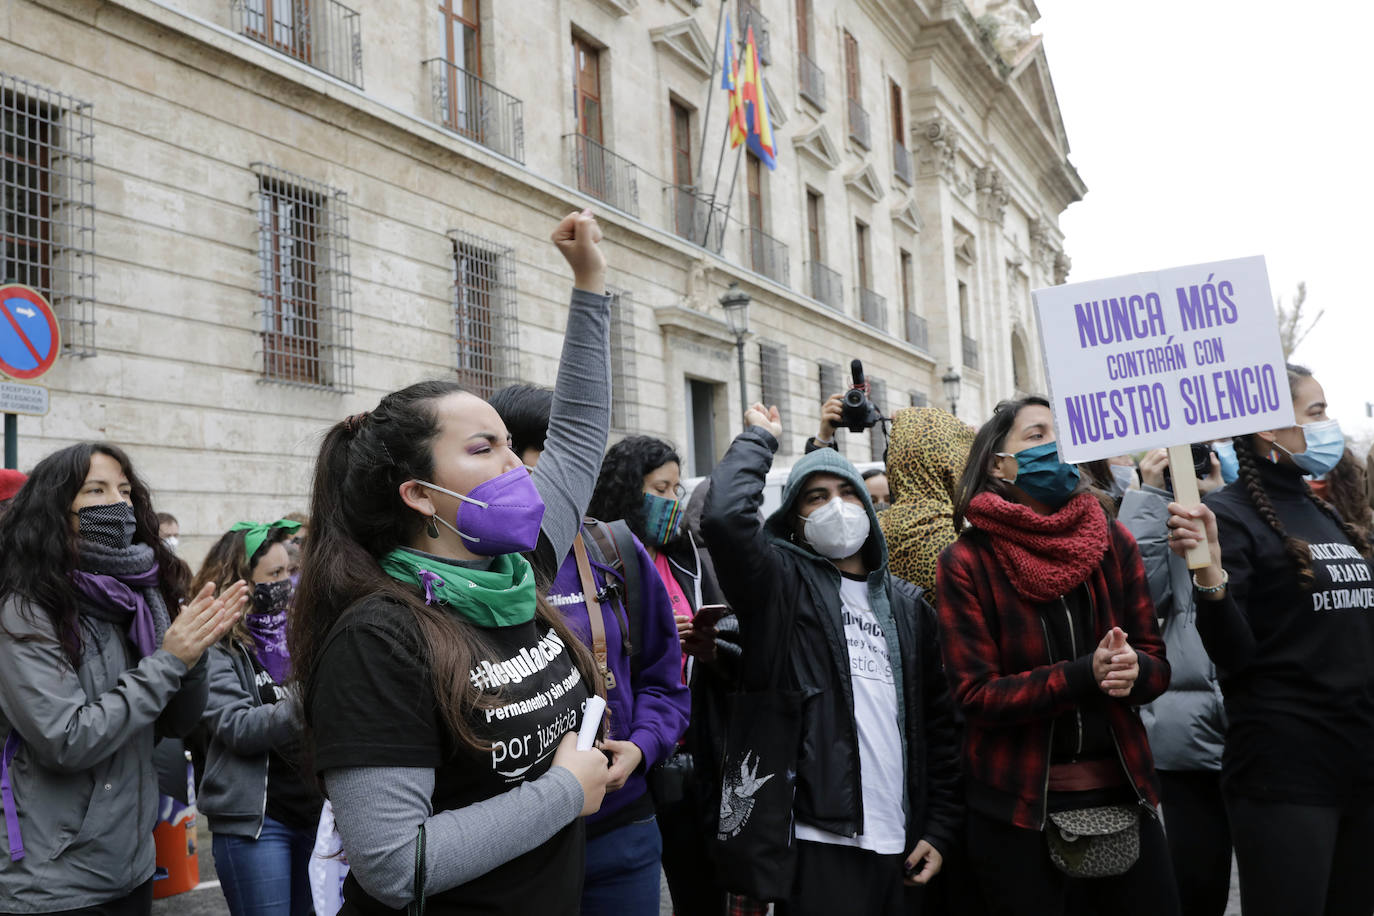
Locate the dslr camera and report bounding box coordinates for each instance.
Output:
[841,359,882,432]
[1163,442,1217,490]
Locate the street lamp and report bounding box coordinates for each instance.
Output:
[720,283,752,423]
[942,366,962,417]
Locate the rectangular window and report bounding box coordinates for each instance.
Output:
[686,378,719,475]
[746,153,763,231]
[958,279,970,329]
[236,0,364,87]
[608,285,638,432]
[899,249,913,313]
[670,100,692,187]
[1,74,96,356]
[441,0,480,75]
[868,375,887,458]
[910,390,928,408]
[572,37,603,144]
[252,164,354,391]
[855,220,869,290]
[806,190,822,262]
[450,229,518,399]
[890,79,904,139]
[795,0,810,54]
[759,341,790,455]
[817,360,843,454]
[843,30,860,103]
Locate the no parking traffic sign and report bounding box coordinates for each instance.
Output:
[0,284,61,381]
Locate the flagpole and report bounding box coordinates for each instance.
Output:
[702,9,751,249]
[718,140,746,243]
[694,0,728,189]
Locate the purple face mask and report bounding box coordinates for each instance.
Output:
[417,466,546,556]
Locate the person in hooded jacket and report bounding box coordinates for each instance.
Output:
[1119,447,1231,916]
[196,518,321,916]
[936,396,1176,916]
[880,407,976,598]
[702,403,962,916]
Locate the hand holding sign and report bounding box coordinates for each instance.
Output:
[1034,256,1293,570]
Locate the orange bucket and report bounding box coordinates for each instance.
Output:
[152,815,199,898]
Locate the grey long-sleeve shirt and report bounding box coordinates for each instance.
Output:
[323,286,611,908]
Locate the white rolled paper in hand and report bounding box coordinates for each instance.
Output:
[576,695,606,751]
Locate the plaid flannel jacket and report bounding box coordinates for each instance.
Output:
[936,520,1170,829]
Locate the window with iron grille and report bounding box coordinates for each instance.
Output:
[760,341,790,455]
[608,285,639,432]
[251,163,353,391]
[449,229,517,399]
[818,359,843,454]
[2,74,95,357]
[868,375,887,459]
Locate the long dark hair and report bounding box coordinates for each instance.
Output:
[0,442,189,667]
[587,436,682,545]
[1324,449,1373,537]
[289,380,601,754]
[952,396,1053,531]
[1232,365,1373,590]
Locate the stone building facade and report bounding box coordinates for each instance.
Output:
[2,0,1083,559]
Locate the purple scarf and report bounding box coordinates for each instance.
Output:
[69,563,162,659]
[245,609,291,684]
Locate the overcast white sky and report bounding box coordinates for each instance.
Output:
[1035,1,1374,447]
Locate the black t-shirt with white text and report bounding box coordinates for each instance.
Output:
[311,597,593,915]
[1206,462,1374,805]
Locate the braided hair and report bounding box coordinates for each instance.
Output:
[1232,365,1374,591]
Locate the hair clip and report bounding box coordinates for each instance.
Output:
[344,411,370,432]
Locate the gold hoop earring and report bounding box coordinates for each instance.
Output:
[425,516,440,539]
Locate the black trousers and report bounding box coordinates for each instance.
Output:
[657,789,727,916]
[966,809,1180,916]
[1157,769,1232,916]
[776,840,914,916]
[1227,793,1374,916]
[40,879,154,916]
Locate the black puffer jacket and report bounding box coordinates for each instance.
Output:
[701,426,962,855]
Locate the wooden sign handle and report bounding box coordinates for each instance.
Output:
[1167,444,1213,570]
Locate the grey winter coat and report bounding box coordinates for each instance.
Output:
[198,641,301,838]
[1119,486,1227,771]
[0,596,208,913]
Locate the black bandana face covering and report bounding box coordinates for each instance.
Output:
[76,502,138,549]
[252,579,293,616]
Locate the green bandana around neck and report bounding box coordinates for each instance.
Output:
[379,547,537,628]
[229,518,302,561]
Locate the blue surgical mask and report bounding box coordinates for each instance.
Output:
[641,492,685,546]
[1213,439,1240,484]
[1276,419,1345,478]
[998,441,1081,509]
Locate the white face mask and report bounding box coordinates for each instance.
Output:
[801,496,870,560]
[163,536,180,552]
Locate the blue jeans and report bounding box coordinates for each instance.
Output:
[581,815,663,916]
[212,816,315,916]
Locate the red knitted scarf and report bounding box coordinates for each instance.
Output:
[964,491,1110,602]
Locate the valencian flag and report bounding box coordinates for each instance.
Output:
[724,19,777,169]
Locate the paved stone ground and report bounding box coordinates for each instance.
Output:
[153,821,1242,914]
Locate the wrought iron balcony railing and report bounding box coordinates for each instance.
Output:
[798,51,825,110]
[963,334,980,370]
[847,98,871,149]
[893,138,913,184]
[806,261,843,311]
[738,1,771,63]
[743,226,789,287]
[665,185,726,253]
[232,0,363,88]
[905,312,929,351]
[859,288,887,332]
[423,59,525,163]
[565,134,640,217]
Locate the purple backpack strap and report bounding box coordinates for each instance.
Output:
[2,731,23,861]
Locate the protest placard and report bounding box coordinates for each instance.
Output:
[1032,255,1294,464]
[1033,255,1295,568]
